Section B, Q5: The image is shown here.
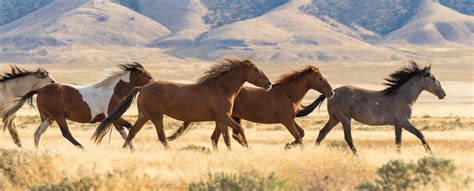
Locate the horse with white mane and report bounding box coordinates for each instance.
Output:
[3,63,153,148]
[0,66,55,147]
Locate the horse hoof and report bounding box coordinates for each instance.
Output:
[284,143,297,150]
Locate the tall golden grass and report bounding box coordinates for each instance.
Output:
[0,116,472,190]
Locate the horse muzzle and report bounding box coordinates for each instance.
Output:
[263,82,272,92]
[438,92,446,100]
[326,91,335,99]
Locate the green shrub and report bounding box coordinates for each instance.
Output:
[189,171,293,191]
[357,157,470,190]
[31,169,160,191]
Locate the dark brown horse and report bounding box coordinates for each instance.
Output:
[93,58,272,150]
[296,61,446,154]
[168,66,334,149]
[3,63,153,148]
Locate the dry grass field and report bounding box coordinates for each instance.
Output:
[0,115,473,190]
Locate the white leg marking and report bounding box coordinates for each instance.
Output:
[34,120,51,146]
[119,129,128,140]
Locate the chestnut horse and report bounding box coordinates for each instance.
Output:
[296,62,446,154]
[93,58,272,150]
[0,66,55,147]
[3,63,153,148]
[168,66,335,149]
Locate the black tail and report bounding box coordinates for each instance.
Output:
[167,121,194,141]
[92,87,141,144]
[295,95,326,117]
[2,90,38,131]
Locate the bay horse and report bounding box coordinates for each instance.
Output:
[2,63,153,148]
[168,66,335,149]
[92,58,272,150]
[296,61,446,154]
[0,66,55,147]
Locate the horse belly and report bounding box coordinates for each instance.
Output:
[162,98,215,122]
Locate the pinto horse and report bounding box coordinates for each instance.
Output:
[296,61,446,154]
[93,58,272,150]
[168,66,334,149]
[0,66,55,147]
[3,63,153,148]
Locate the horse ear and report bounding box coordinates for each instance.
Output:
[423,64,431,76]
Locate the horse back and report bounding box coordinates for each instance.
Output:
[37,84,94,123]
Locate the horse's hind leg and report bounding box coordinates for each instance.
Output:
[6,117,22,147]
[55,117,83,149]
[216,122,231,150]
[210,124,221,150]
[113,118,131,140]
[34,115,52,148]
[340,118,357,155]
[400,120,432,154]
[395,125,402,153]
[231,117,245,145]
[315,116,339,145]
[124,114,149,150]
[150,113,170,149]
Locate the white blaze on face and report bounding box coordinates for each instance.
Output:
[68,72,130,121]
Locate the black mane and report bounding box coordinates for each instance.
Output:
[383,61,428,95]
[118,62,144,71]
[0,66,44,82]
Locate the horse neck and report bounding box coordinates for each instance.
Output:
[395,77,424,105]
[2,76,40,97]
[207,70,246,97]
[280,76,311,104]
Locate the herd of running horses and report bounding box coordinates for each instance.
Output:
[0,58,446,154]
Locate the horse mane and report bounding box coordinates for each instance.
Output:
[383,61,427,95]
[274,65,319,86]
[95,62,144,87]
[197,58,251,85]
[0,66,44,83]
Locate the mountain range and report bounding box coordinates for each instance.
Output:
[0,0,472,63]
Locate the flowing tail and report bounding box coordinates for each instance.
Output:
[2,90,38,131]
[166,121,194,141]
[92,87,141,144]
[295,95,326,117]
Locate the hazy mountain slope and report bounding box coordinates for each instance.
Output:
[439,0,474,15]
[0,0,53,26]
[168,0,393,61]
[384,0,474,45]
[201,0,289,28]
[299,0,422,36]
[0,0,171,51]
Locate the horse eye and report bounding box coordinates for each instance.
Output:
[319,77,323,80]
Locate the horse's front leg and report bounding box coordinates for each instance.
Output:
[280,118,303,150]
[215,113,249,149]
[399,120,432,154]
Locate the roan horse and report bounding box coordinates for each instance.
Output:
[92,58,272,150]
[0,66,55,147]
[168,66,335,149]
[296,61,446,154]
[3,63,153,148]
